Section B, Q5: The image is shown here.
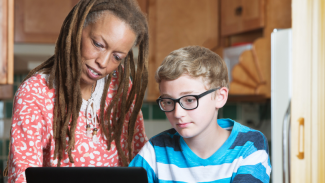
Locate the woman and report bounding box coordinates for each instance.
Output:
[5,0,149,182]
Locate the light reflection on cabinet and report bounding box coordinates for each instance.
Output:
[0,0,14,99]
[14,0,79,43]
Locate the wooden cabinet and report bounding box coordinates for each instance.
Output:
[228,38,270,98]
[11,0,291,101]
[291,0,325,182]
[146,0,220,101]
[0,0,14,99]
[14,0,149,43]
[136,0,148,15]
[143,0,291,101]
[220,0,265,36]
[225,0,291,99]
[14,0,79,43]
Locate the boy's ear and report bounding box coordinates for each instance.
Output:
[215,87,228,109]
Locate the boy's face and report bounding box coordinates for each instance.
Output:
[159,75,222,140]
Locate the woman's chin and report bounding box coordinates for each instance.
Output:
[80,75,97,87]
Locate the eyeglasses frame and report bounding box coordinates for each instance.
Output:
[156,87,221,112]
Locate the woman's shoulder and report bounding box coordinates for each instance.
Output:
[21,72,49,86]
[17,72,54,98]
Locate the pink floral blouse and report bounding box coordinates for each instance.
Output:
[7,73,148,183]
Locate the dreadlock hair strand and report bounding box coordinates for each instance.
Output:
[127,41,148,161]
[99,74,113,143]
[114,54,131,166]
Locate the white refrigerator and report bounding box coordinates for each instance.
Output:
[271,28,292,183]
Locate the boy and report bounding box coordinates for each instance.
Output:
[129,46,271,182]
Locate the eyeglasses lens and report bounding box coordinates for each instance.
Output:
[159,99,174,112]
[159,96,198,112]
[180,96,197,109]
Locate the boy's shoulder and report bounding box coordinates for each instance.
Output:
[146,119,269,154]
[148,128,182,150]
[219,118,269,153]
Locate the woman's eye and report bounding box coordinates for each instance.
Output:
[114,54,122,61]
[93,40,103,48]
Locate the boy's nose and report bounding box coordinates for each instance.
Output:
[174,102,186,118]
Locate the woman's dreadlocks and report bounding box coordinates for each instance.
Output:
[4,0,148,174]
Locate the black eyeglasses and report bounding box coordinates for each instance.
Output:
[156,87,221,112]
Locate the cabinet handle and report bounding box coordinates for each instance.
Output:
[297,117,304,159]
[235,6,243,16]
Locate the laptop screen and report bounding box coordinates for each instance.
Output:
[25,167,148,183]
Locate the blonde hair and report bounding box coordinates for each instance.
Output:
[155,45,229,89]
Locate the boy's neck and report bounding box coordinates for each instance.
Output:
[184,123,231,159]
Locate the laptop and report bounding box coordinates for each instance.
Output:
[25,167,148,183]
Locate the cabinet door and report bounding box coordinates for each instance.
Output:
[136,0,148,15]
[0,0,13,99]
[220,0,265,36]
[0,0,13,85]
[146,0,219,101]
[14,0,79,43]
[291,0,325,182]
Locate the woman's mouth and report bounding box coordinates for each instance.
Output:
[87,65,101,79]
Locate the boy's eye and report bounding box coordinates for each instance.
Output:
[180,96,197,109]
[160,99,174,108]
[162,100,173,106]
[182,97,196,103]
[186,99,194,103]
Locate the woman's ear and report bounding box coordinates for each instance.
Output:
[215,87,228,109]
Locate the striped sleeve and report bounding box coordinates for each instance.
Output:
[129,141,158,183]
[232,131,271,183]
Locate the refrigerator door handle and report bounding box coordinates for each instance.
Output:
[282,101,291,183]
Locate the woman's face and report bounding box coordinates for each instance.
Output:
[80,12,136,88]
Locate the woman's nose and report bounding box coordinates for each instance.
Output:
[174,102,186,118]
[95,51,111,68]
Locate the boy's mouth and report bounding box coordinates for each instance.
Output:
[177,122,191,128]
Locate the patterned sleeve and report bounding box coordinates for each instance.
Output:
[7,78,50,183]
[232,132,272,183]
[129,141,158,183]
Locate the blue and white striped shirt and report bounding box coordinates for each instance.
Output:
[129,119,271,183]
